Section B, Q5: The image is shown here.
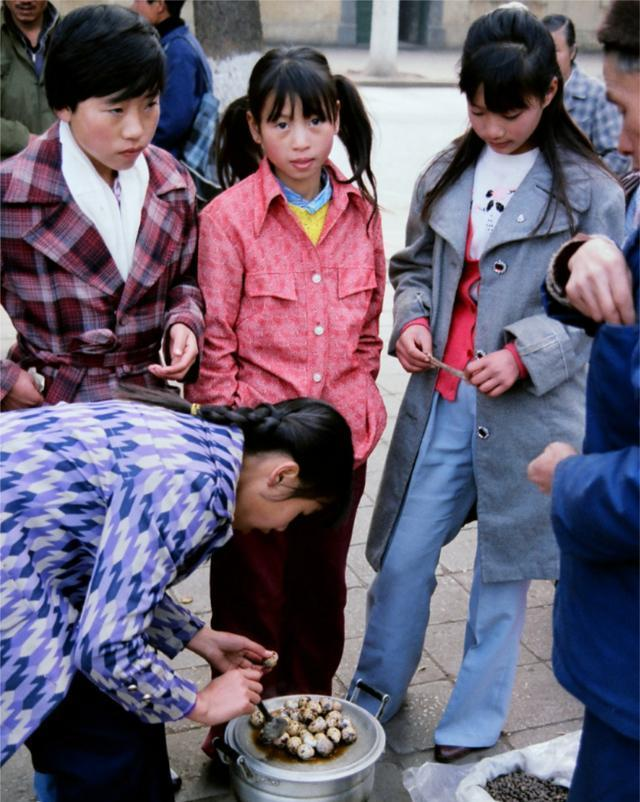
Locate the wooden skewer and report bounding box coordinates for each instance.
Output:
[426,354,468,380]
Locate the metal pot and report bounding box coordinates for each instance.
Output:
[219,683,388,802]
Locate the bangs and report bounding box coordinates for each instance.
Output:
[93,42,165,103]
[461,42,543,112]
[108,58,165,103]
[261,63,337,123]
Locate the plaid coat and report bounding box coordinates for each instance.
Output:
[0,123,204,403]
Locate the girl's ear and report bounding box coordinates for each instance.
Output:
[267,460,300,489]
[55,107,72,123]
[543,76,559,109]
[334,100,341,135]
[247,111,262,146]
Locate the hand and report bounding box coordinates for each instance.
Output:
[395,325,434,373]
[1,368,45,411]
[186,667,264,726]
[465,349,519,397]
[148,323,198,381]
[187,626,272,673]
[566,237,636,325]
[527,441,577,495]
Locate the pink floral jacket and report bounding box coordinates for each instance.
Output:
[187,159,387,464]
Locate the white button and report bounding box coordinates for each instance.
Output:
[516,214,525,223]
[314,325,324,336]
[311,274,322,284]
[312,373,322,382]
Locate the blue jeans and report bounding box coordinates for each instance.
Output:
[350,383,529,745]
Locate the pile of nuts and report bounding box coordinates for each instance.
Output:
[485,771,569,801]
[249,696,358,761]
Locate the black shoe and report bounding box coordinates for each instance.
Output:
[434,744,486,763]
[170,767,182,792]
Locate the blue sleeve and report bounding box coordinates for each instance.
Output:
[551,447,640,563]
[154,37,201,153]
[541,285,600,336]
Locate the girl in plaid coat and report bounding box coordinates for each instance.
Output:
[0,5,204,411]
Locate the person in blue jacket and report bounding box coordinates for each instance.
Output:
[528,4,639,801]
[132,0,213,160]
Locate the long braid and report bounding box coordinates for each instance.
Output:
[117,384,283,436]
[198,403,283,436]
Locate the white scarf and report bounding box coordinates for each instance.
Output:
[59,120,149,281]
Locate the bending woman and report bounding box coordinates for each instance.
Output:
[0,388,353,802]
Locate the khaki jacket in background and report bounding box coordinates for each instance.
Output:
[1,3,58,159]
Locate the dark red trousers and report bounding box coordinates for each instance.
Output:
[210,465,366,697]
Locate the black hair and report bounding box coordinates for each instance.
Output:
[598,0,639,68]
[542,14,576,49]
[422,4,607,234]
[117,385,355,525]
[45,5,165,111]
[216,46,378,221]
[165,1,186,19]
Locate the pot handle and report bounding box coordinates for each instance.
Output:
[213,737,281,787]
[348,679,390,720]
[212,737,255,782]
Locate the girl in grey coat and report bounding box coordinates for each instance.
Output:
[349,5,624,760]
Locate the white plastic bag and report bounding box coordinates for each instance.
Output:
[402,731,581,802]
[403,761,474,802]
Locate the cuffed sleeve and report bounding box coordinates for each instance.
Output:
[503,314,591,395]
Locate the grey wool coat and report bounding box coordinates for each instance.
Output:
[366,149,624,582]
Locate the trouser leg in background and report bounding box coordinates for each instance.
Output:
[26,674,173,802]
[211,466,366,696]
[434,551,529,746]
[349,383,477,722]
[569,709,639,802]
[34,771,58,802]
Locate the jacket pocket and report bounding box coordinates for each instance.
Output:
[337,268,377,299]
[245,272,297,301]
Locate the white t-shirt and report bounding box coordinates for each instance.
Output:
[469,145,539,260]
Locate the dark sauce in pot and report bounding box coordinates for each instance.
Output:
[251,729,352,765]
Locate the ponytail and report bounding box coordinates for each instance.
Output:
[334,74,378,221]
[117,384,354,523]
[215,96,262,189]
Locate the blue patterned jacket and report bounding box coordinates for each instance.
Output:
[0,400,243,764]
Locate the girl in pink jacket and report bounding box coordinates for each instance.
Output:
[187,47,386,746]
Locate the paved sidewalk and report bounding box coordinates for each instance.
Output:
[320,44,606,87]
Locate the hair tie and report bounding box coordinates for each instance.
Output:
[190,403,202,417]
